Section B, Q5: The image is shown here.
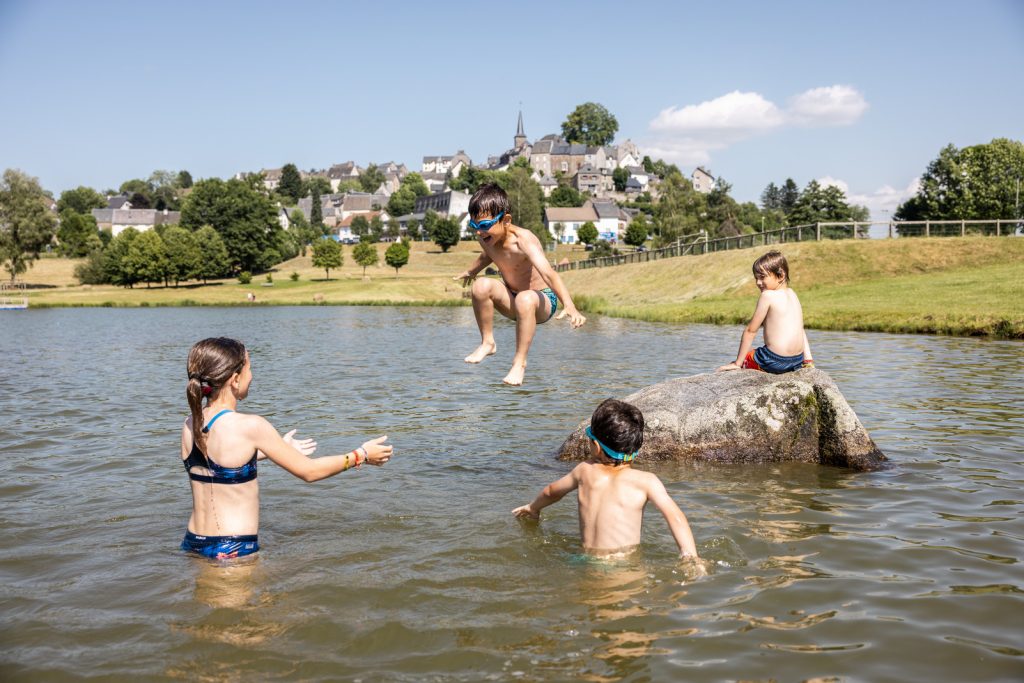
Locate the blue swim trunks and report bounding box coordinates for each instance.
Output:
[509,286,558,323]
[743,346,804,374]
[181,530,259,559]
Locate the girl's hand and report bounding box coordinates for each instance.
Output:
[717,362,741,372]
[283,429,317,456]
[361,435,393,466]
[453,271,474,287]
[512,504,539,520]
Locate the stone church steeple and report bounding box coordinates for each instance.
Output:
[514,109,527,149]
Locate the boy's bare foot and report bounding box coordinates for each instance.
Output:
[502,362,527,386]
[464,341,496,364]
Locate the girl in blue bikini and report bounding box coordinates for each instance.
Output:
[181,337,393,559]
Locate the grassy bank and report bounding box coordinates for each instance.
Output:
[14,236,1024,338]
[561,237,1024,338]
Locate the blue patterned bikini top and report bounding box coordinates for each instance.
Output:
[182,409,257,484]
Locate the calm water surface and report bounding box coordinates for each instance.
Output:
[1,307,1022,682]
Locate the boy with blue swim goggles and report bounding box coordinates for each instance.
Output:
[468,211,504,232]
[586,426,638,464]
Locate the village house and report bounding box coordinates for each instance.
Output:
[106,195,132,210]
[692,166,715,193]
[591,200,629,242]
[543,204,598,245]
[91,208,182,236]
[326,161,361,191]
[421,150,472,177]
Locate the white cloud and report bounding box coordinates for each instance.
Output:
[644,85,868,165]
[817,175,921,220]
[789,85,869,126]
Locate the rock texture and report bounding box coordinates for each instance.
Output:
[558,368,887,471]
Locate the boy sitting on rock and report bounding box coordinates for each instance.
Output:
[717,250,814,374]
[513,399,700,560]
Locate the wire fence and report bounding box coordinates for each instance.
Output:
[552,219,1023,272]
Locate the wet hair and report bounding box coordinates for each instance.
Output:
[752,250,790,284]
[590,398,645,463]
[186,337,247,455]
[468,183,511,220]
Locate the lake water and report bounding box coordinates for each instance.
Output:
[1,307,1022,682]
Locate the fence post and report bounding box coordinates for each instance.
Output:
[888,221,893,239]
[815,223,821,241]
[925,220,930,237]
[961,220,965,237]
[997,220,1002,237]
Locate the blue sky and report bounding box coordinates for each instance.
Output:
[1,0,1021,216]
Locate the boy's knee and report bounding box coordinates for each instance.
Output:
[514,291,537,316]
[471,278,492,298]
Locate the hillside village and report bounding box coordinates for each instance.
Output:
[222,111,718,246]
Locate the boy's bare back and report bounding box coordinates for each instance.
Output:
[574,461,657,553]
[761,287,805,357]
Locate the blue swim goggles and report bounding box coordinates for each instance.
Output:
[586,426,638,463]
[468,211,504,232]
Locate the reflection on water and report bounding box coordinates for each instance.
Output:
[0,307,1022,682]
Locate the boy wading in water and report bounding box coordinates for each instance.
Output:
[454,183,586,385]
[513,399,700,561]
[717,250,814,374]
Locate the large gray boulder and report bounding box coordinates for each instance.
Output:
[558,368,887,471]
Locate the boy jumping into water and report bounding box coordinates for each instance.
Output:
[717,250,814,374]
[513,399,699,560]
[454,183,586,385]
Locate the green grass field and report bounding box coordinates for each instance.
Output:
[14,236,1024,337]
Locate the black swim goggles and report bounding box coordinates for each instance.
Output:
[468,211,504,232]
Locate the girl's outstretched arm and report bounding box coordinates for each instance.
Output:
[513,465,582,519]
[249,416,392,481]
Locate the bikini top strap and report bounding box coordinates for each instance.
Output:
[202,409,233,434]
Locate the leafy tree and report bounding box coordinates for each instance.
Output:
[278,164,303,204]
[57,186,106,214]
[194,225,231,282]
[57,209,101,257]
[780,178,800,215]
[103,228,140,287]
[120,178,154,208]
[896,138,1024,222]
[385,240,409,277]
[642,155,654,174]
[505,166,547,243]
[561,102,618,146]
[422,209,440,239]
[162,225,201,286]
[654,171,705,245]
[350,215,370,238]
[432,216,461,252]
[369,214,385,241]
[589,239,615,259]
[576,221,598,246]
[0,169,58,281]
[548,184,584,208]
[336,179,361,193]
[303,176,332,199]
[289,209,317,255]
[405,217,421,240]
[760,182,782,210]
[612,167,629,192]
[352,240,378,275]
[126,229,168,287]
[624,214,649,247]
[401,172,430,198]
[387,186,416,217]
[310,187,323,233]
[311,238,343,279]
[180,177,282,272]
[177,170,193,189]
[149,170,180,210]
[359,164,386,193]
[73,249,107,285]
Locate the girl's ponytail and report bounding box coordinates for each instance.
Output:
[185,338,248,455]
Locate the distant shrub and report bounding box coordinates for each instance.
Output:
[290,271,300,281]
[238,271,252,284]
[265,273,273,284]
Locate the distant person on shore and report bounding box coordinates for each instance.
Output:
[513,399,700,561]
[717,250,814,374]
[180,337,393,560]
[454,183,586,385]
